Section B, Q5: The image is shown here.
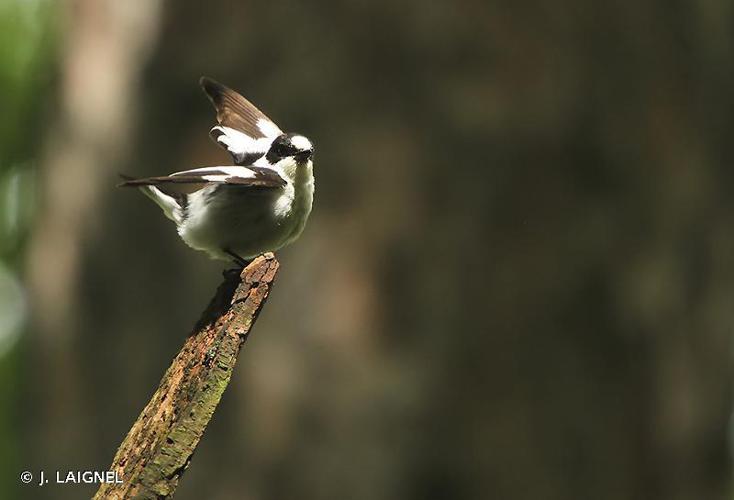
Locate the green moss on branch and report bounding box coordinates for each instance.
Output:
[94,254,279,500]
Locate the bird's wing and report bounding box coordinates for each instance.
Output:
[118,166,287,191]
[200,77,283,165]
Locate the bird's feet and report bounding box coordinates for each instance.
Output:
[224,249,252,268]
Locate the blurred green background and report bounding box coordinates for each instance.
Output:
[1,0,733,499]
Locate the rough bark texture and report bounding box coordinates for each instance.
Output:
[94,254,279,500]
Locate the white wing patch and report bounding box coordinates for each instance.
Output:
[211,126,273,161]
[257,119,282,139]
[170,166,257,178]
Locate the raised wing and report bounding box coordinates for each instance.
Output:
[200,77,283,165]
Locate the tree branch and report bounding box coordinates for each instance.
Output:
[94,253,280,499]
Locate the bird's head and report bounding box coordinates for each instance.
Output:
[266,133,314,164]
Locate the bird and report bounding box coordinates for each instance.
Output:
[120,77,315,266]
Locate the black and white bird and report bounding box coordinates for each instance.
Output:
[121,77,314,265]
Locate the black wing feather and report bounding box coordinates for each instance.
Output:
[200,77,276,139]
[118,167,286,190]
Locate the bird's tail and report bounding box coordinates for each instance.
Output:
[117,173,182,223]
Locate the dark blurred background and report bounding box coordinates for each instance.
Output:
[1,0,733,499]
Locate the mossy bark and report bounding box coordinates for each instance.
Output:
[94,254,279,499]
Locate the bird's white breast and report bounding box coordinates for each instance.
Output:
[177,159,313,260]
